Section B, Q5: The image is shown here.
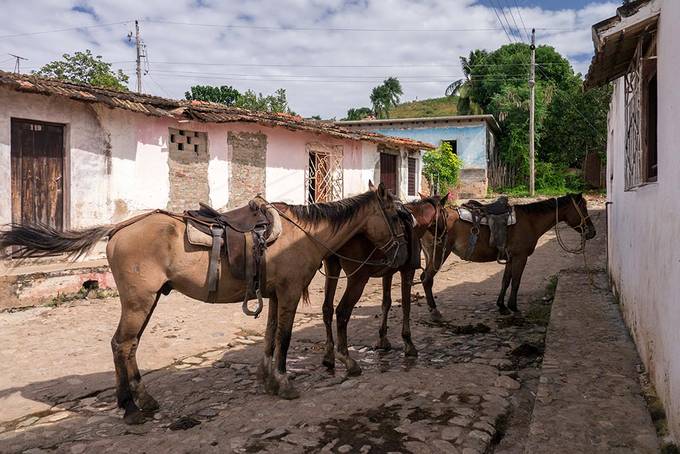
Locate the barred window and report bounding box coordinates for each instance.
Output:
[624,31,657,190]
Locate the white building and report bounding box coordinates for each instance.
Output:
[0,71,431,232]
[585,0,680,441]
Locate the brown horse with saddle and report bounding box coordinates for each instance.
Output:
[420,193,596,318]
[0,182,408,424]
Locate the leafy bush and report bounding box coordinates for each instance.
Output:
[423,142,463,193]
[535,161,566,191]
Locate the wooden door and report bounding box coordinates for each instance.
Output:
[11,119,65,230]
[380,152,398,195]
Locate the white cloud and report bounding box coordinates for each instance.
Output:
[0,0,618,117]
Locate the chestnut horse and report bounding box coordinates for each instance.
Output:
[320,194,449,375]
[0,183,407,424]
[420,193,596,318]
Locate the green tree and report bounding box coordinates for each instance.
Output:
[370,77,403,118]
[422,141,463,193]
[185,85,240,105]
[34,50,128,90]
[234,88,294,114]
[344,107,373,120]
[448,43,608,188]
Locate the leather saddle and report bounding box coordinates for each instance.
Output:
[461,196,513,263]
[184,198,280,317]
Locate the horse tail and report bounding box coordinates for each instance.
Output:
[301,286,311,306]
[0,223,115,260]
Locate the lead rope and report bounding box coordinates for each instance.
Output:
[553,197,596,288]
[257,196,401,280]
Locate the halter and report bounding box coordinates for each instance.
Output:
[554,196,591,254]
[264,192,407,273]
[425,200,449,273]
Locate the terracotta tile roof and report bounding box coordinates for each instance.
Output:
[0,70,434,150]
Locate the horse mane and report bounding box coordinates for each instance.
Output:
[515,193,582,214]
[280,191,378,230]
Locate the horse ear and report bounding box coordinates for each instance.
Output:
[418,192,427,200]
[368,180,376,191]
[440,191,451,206]
[377,182,387,199]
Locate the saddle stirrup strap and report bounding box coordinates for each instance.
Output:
[207,226,224,303]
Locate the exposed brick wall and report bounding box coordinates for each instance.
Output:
[228,131,267,208]
[459,168,488,199]
[167,128,210,212]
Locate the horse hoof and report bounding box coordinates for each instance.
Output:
[265,376,279,395]
[498,305,511,315]
[322,356,335,370]
[404,345,418,358]
[138,394,160,412]
[346,363,363,377]
[278,386,300,400]
[375,338,392,351]
[124,409,146,425]
[430,309,443,322]
[509,305,519,313]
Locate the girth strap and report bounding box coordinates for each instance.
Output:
[207,226,224,301]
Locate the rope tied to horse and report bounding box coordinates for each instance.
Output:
[552,196,598,288]
[255,195,404,281]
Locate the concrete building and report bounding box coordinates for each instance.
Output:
[337,115,500,197]
[0,71,431,233]
[585,0,680,442]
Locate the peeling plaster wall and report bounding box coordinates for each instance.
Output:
[0,91,417,231]
[606,0,680,441]
[0,87,110,228]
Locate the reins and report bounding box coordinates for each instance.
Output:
[258,194,404,280]
[553,196,598,288]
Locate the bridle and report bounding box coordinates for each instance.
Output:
[266,192,407,274]
[554,196,591,254]
[423,199,449,273]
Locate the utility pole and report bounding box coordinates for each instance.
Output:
[134,20,142,93]
[9,53,28,74]
[529,28,536,197]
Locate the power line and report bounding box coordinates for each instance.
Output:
[142,19,585,33]
[0,21,131,39]
[488,0,514,43]
[512,0,531,42]
[501,0,524,43]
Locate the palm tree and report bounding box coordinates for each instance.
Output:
[445,51,486,115]
[371,77,403,119]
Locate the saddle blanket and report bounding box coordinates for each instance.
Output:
[457,207,517,226]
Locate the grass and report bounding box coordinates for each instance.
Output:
[490,185,606,198]
[388,96,458,119]
[47,287,118,307]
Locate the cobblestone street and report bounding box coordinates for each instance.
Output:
[0,208,619,453]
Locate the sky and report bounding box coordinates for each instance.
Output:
[0,0,619,118]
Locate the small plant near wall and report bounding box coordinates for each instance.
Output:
[423,141,463,194]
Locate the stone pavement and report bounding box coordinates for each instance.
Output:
[524,271,659,453]
[0,205,654,454]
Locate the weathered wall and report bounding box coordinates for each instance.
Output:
[607,0,680,441]
[368,123,488,198]
[370,123,489,169]
[227,131,267,208]
[167,128,210,212]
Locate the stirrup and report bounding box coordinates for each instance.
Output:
[242,288,264,318]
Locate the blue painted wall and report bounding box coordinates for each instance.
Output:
[370,124,489,169]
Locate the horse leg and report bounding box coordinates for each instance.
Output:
[335,274,370,377]
[496,262,512,315]
[400,269,418,357]
[111,288,161,424]
[376,274,394,351]
[258,294,279,394]
[507,256,528,312]
[322,258,341,370]
[421,269,443,322]
[272,291,301,400]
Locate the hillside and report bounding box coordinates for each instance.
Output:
[388,96,459,119]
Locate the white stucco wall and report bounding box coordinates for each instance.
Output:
[0,91,418,228]
[607,0,680,441]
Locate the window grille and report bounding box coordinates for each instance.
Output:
[306,144,343,203]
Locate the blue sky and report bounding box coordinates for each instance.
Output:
[0,0,618,117]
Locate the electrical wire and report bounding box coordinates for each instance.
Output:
[512,0,531,42]
[0,21,131,39]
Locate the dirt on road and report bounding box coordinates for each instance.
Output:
[0,206,606,454]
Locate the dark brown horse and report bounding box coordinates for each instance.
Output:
[320,194,449,375]
[0,183,408,424]
[420,193,596,318]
